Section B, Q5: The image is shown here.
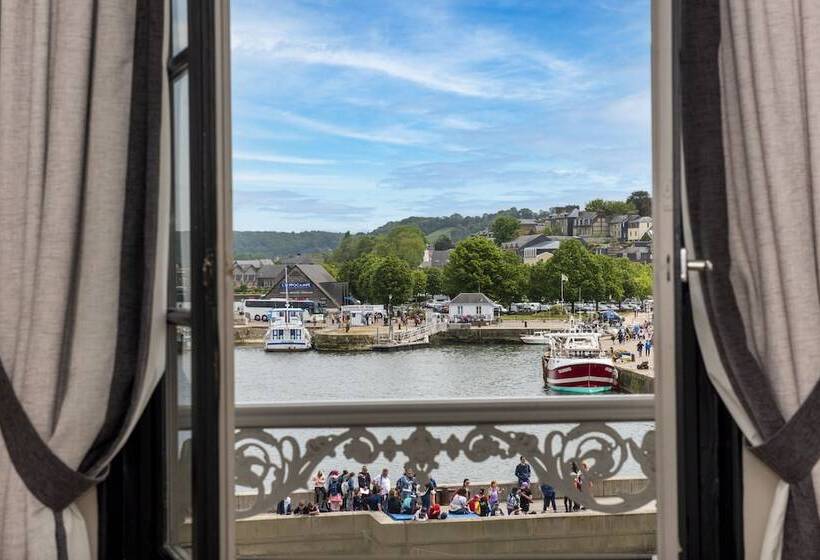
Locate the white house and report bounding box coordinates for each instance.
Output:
[449,292,498,322]
[341,304,386,326]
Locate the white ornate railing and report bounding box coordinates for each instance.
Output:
[180,396,656,520]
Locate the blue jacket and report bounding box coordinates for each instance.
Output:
[515,463,532,482]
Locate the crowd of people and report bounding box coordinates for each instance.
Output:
[611,319,654,361]
[274,456,594,520]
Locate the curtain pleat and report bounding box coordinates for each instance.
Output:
[0,1,167,558]
[682,1,820,558]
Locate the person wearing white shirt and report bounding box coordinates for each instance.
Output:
[377,468,391,510]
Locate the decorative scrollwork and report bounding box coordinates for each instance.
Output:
[233,424,655,519]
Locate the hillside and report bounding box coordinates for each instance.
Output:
[234,231,344,259]
[233,208,540,258]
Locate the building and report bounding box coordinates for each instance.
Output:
[449,292,498,322]
[545,207,579,236]
[501,233,550,255]
[421,246,453,269]
[517,218,544,236]
[262,263,349,310]
[627,216,653,241]
[232,259,274,287]
[340,304,385,326]
[574,211,609,238]
[609,214,639,241]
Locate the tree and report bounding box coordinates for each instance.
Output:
[443,236,527,304]
[433,235,454,250]
[490,215,520,244]
[585,199,638,217]
[425,267,444,295]
[340,253,382,301]
[411,269,428,299]
[373,225,427,266]
[369,256,414,305]
[627,190,652,217]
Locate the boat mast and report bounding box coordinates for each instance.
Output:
[284,265,290,323]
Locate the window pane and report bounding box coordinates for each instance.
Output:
[173,73,191,311]
[172,0,188,56]
[167,325,192,552]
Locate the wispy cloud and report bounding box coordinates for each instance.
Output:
[267,110,437,146]
[234,151,335,166]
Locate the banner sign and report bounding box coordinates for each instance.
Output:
[280,282,312,292]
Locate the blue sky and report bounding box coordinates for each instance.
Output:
[231,0,650,232]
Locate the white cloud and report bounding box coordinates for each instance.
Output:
[603,89,651,129]
[234,151,335,165]
[269,110,436,146]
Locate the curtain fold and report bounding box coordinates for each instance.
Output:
[682,0,820,558]
[0,0,167,558]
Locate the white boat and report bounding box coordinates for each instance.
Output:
[264,312,312,351]
[263,266,312,351]
[520,331,552,344]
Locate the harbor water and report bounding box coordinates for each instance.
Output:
[229,344,654,485]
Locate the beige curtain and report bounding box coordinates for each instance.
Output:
[682,1,820,558]
[0,1,168,558]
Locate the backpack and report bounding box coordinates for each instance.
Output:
[428,504,442,519]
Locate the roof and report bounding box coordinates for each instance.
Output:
[609,214,632,224]
[629,216,653,224]
[262,264,343,305]
[526,239,562,251]
[451,292,497,305]
[234,258,274,269]
[257,264,285,279]
[503,233,547,249]
[518,218,541,226]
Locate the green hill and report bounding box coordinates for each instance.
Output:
[234,231,344,259]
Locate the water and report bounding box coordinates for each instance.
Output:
[231,344,654,487]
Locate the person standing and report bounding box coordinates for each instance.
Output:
[488,480,501,513]
[312,470,326,511]
[564,462,579,512]
[377,468,391,511]
[358,466,372,502]
[637,340,644,357]
[540,482,557,513]
[515,456,532,487]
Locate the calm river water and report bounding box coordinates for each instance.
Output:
[229,344,654,485]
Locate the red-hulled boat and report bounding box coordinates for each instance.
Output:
[541,332,618,394]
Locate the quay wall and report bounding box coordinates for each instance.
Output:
[617,367,655,394]
[313,332,375,352]
[197,509,656,558]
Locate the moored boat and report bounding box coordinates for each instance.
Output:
[264,310,312,351]
[541,332,618,394]
[520,331,552,344]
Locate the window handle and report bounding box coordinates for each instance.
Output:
[680,247,713,283]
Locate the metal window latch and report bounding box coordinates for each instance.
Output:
[680,247,713,283]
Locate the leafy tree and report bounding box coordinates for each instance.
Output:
[627,190,652,217]
[369,256,414,305]
[322,261,340,280]
[518,208,535,219]
[411,269,428,299]
[584,199,638,217]
[425,267,444,295]
[443,236,527,304]
[490,215,520,244]
[373,225,427,266]
[433,235,454,250]
[340,253,382,300]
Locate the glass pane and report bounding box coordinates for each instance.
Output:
[168,325,192,552]
[171,0,188,56]
[173,73,191,311]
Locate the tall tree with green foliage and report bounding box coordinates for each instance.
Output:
[425,267,444,295]
[373,225,427,266]
[490,215,520,244]
[369,256,414,305]
[627,190,652,217]
[411,269,428,299]
[340,253,382,300]
[443,236,528,304]
[584,199,638,217]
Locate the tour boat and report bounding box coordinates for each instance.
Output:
[264,309,312,351]
[520,331,552,344]
[541,332,618,394]
[263,266,312,351]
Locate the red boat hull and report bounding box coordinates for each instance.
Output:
[542,358,619,393]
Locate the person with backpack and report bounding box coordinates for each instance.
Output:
[342,471,359,511]
[326,470,343,512]
[515,456,532,486]
[540,482,557,513]
[506,487,521,515]
[396,467,417,501]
